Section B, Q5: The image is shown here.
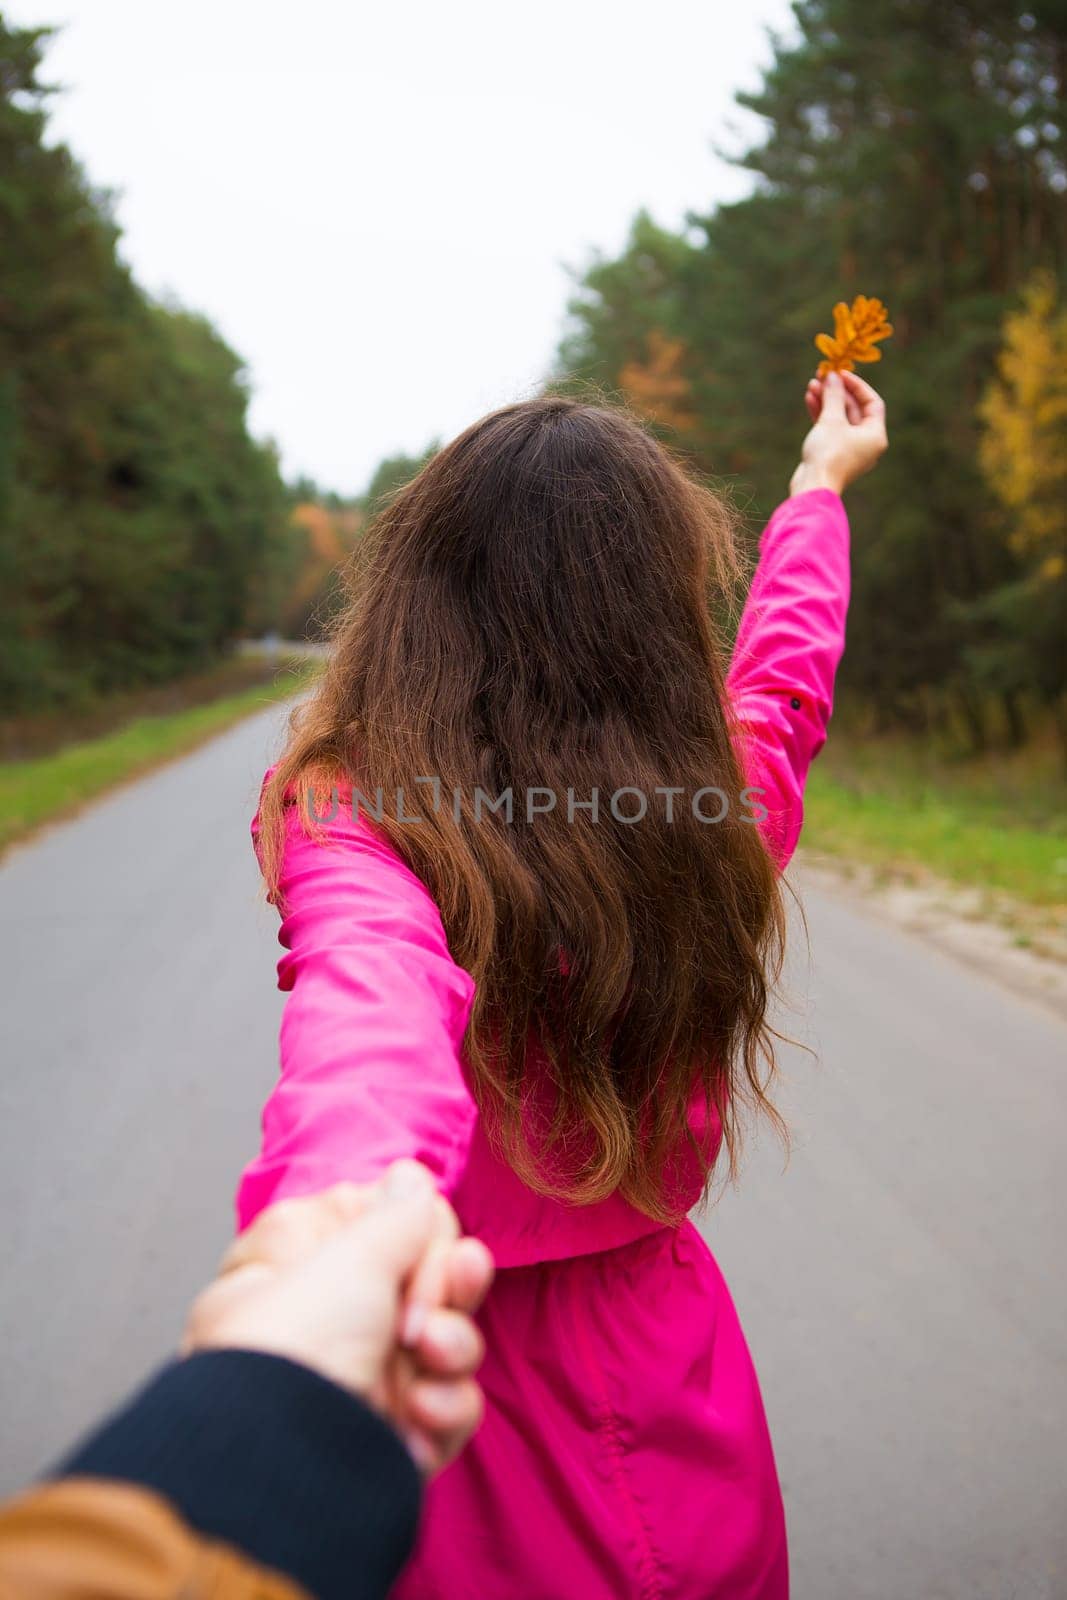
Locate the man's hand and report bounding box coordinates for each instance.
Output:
[790,368,888,497]
[182,1161,494,1476]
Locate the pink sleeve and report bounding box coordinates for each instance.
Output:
[235,774,478,1231]
[725,487,850,869]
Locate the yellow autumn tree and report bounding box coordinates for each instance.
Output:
[284,501,364,637]
[618,329,698,433]
[979,271,1067,582]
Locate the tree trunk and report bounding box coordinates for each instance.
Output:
[1001,688,1027,749]
[956,686,988,754]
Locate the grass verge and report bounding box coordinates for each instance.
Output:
[0,655,319,856]
[802,734,1067,918]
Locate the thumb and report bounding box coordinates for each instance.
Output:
[324,1160,441,1288]
[820,369,847,421]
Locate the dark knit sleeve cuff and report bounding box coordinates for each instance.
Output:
[51,1349,422,1600]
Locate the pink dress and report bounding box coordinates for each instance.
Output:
[236,487,850,1599]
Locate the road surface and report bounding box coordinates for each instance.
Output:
[1,704,1065,1598]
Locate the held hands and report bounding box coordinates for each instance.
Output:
[790,369,888,498]
[182,1160,494,1477]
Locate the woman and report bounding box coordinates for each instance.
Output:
[237,367,887,1598]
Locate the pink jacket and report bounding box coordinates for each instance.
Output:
[236,488,850,1266]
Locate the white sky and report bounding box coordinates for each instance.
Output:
[9,0,795,495]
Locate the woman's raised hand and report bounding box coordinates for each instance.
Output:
[790,368,888,498]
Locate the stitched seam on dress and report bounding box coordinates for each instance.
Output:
[596,1400,666,1600]
[569,1265,666,1600]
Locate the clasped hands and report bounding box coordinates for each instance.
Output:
[183,1160,494,1476]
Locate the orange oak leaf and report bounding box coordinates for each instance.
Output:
[814,295,893,378]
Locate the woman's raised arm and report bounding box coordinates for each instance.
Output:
[725,370,887,869]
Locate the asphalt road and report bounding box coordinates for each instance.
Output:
[2,703,1065,1599]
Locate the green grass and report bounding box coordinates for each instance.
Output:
[0,657,320,855]
[802,735,1067,912]
[8,675,1066,924]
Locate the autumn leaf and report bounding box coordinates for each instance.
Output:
[814,295,893,378]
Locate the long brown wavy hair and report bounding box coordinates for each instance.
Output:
[257,393,786,1222]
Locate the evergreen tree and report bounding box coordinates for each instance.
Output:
[0,15,291,708]
[554,0,1066,742]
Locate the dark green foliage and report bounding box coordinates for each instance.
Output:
[0,16,290,709]
[554,0,1066,744]
[361,444,442,516]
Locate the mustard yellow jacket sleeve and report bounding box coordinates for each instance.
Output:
[0,1350,421,1600]
[0,1476,308,1599]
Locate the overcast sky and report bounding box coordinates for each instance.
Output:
[9,0,795,495]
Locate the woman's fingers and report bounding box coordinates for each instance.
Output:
[807,369,881,428]
[841,372,888,456]
[819,369,848,418]
[441,1236,494,1314]
[407,1375,484,1432]
[399,1194,461,1345]
[805,377,821,422]
[839,368,886,421]
[405,1376,486,1471]
[402,1232,493,1346]
[400,1238,452,1345]
[414,1306,485,1377]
